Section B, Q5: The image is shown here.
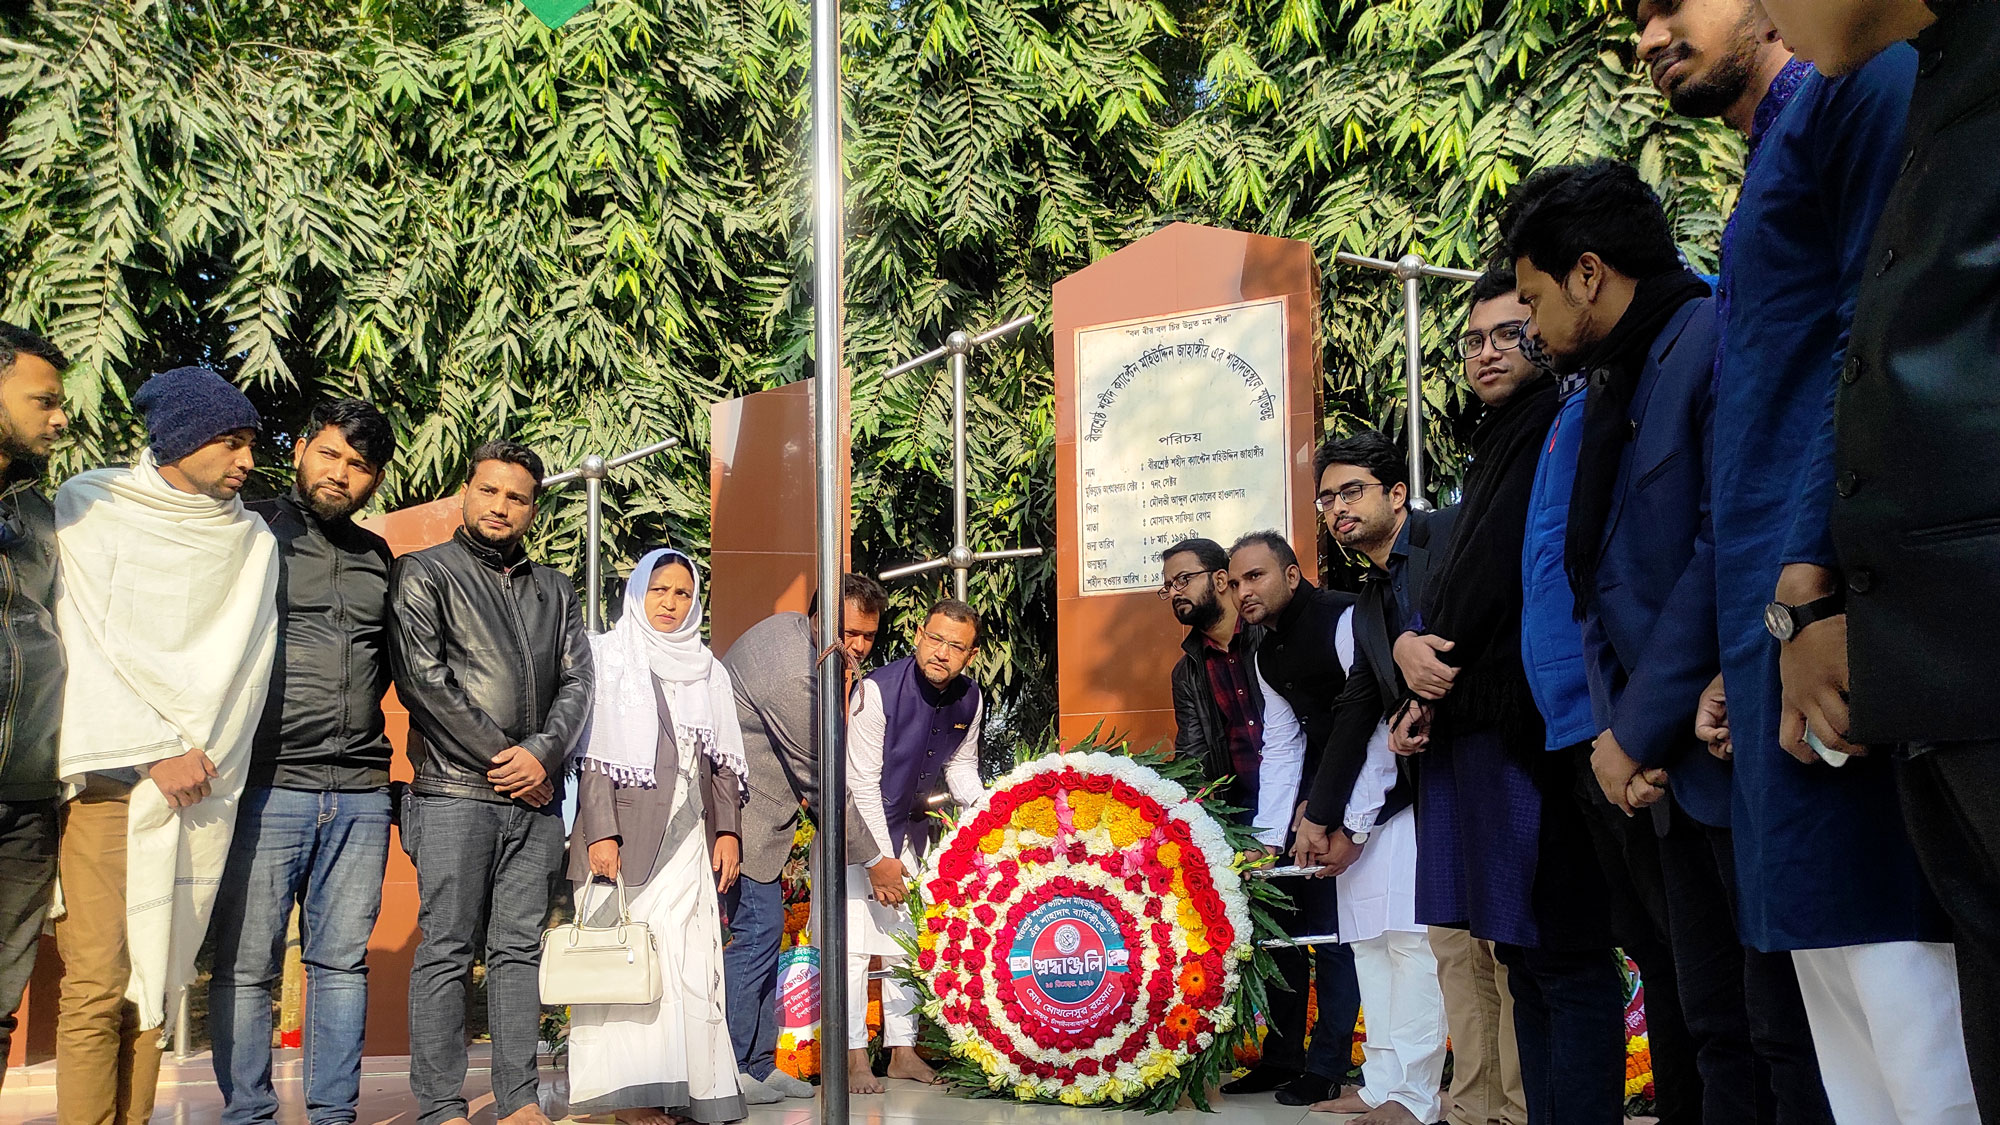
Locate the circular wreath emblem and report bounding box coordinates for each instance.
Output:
[911,751,1261,1107]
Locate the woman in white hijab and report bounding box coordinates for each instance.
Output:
[565,548,748,1125]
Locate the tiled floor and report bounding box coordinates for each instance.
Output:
[0,1052,1366,1125]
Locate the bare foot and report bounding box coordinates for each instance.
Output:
[849,1048,885,1094]
[1312,1090,1371,1114]
[614,1109,672,1125]
[499,1106,553,1125]
[1350,1100,1421,1125]
[885,1046,940,1084]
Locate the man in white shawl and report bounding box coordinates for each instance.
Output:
[52,365,278,1125]
[565,548,748,1125]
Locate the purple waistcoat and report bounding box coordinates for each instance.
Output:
[869,656,981,857]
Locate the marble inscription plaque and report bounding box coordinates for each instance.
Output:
[1073,296,1290,596]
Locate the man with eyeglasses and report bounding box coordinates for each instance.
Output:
[1293,434,1500,1125]
[720,573,892,1104]
[0,324,68,1091]
[843,598,987,1094]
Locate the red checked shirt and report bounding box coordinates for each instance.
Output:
[1200,624,1264,807]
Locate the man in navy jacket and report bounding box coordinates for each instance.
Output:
[1505,159,1831,1124]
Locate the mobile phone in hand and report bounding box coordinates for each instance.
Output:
[1805,729,1850,768]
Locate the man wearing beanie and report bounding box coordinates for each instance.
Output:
[51,364,279,1125]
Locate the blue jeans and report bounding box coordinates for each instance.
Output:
[404,793,564,1125]
[721,875,786,1080]
[209,787,391,1125]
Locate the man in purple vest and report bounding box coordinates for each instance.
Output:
[845,598,987,1094]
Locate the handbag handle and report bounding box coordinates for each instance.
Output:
[575,870,635,942]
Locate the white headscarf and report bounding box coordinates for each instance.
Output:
[577,548,747,799]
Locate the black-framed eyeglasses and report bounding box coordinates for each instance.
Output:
[1314,482,1388,512]
[1156,568,1219,599]
[1455,320,1528,361]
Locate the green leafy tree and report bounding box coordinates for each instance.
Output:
[1,0,1742,747]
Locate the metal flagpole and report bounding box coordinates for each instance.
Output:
[1334,252,1480,509]
[808,0,851,1108]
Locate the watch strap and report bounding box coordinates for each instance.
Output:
[1789,591,1846,635]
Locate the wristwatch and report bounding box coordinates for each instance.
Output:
[1763,591,1845,643]
[1341,825,1370,845]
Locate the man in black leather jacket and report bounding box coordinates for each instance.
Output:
[390,440,593,1125]
[208,399,398,1125]
[0,324,67,1091]
[1165,537,1264,793]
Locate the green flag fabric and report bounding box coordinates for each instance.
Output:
[520,0,592,28]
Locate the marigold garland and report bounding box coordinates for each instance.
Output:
[906,749,1277,1110]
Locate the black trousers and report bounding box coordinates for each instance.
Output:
[1568,745,1702,1125]
[1264,872,1361,1079]
[1656,803,1834,1125]
[1898,740,2000,1124]
[0,796,57,1086]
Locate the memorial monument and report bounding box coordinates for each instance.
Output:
[1053,223,1324,753]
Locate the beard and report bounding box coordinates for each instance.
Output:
[0,415,47,470]
[1173,591,1223,633]
[296,479,367,522]
[1661,33,1759,119]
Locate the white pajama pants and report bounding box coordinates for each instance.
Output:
[847,952,919,1048]
[1351,927,1448,1123]
[1790,941,1978,1125]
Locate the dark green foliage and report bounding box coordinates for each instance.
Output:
[0,0,1739,739]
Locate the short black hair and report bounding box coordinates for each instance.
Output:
[1161,537,1228,573]
[0,322,68,379]
[1314,430,1408,494]
[1467,263,1518,312]
[1230,530,1299,571]
[810,572,889,619]
[1500,160,1681,283]
[303,398,397,470]
[467,439,547,497]
[924,597,983,646]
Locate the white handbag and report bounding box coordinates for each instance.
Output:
[539,874,663,1006]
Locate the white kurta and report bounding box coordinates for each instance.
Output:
[1332,607,1422,944]
[1250,665,1305,848]
[845,677,983,954]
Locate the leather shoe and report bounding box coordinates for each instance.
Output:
[1273,1072,1336,1106]
[1220,1064,1301,1096]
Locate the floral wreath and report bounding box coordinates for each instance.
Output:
[904,743,1283,1111]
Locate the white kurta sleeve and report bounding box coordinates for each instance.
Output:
[945,693,986,809]
[1251,668,1304,848]
[847,680,896,862]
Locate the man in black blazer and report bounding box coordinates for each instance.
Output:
[1506,159,1832,1123]
[1294,432,1470,1125]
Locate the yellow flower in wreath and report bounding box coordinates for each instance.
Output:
[1012,796,1059,838]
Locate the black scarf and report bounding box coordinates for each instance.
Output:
[1563,269,1711,616]
[1419,377,1561,738]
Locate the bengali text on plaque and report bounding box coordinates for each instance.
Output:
[1073,297,1290,596]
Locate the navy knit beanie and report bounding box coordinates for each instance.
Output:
[133,366,262,464]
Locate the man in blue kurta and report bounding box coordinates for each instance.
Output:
[844,598,986,1094]
[1686,20,1978,1122]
